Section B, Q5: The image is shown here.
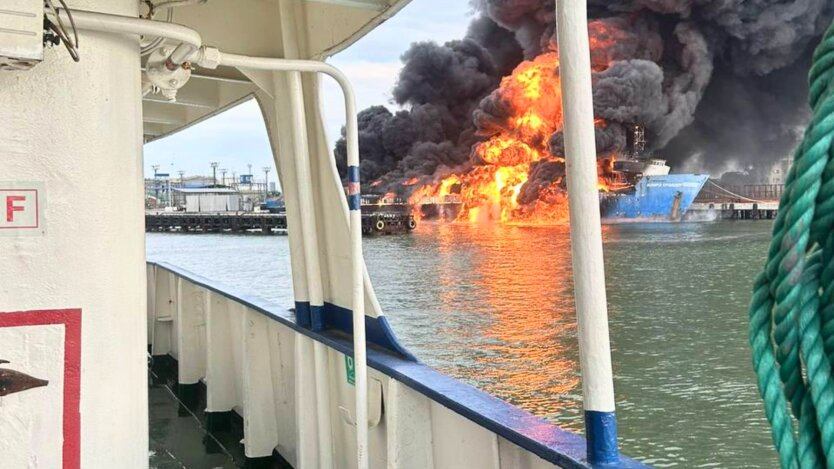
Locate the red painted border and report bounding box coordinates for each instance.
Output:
[0,309,81,469]
[0,189,40,229]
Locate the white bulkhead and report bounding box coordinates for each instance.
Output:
[0,0,148,467]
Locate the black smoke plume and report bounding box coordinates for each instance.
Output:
[335,0,834,197]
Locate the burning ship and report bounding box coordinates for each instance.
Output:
[354,36,720,226]
[410,125,709,223]
[597,126,708,221]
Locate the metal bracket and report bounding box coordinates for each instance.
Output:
[144,47,191,101]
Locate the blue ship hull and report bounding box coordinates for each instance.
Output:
[600,174,709,222]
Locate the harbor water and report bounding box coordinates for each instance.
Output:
[146,221,776,467]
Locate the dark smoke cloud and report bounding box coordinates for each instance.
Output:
[471,0,554,57]
[466,14,525,77]
[337,0,834,198]
[550,123,628,158]
[660,52,813,172]
[593,60,666,129]
[517,160,565,204]
[335,16,522,187]
[480,0,831,164]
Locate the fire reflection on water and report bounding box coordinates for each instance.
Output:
[431,222,582,426]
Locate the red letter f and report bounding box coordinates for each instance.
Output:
[6,195,25,222]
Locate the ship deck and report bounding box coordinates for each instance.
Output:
[149,361,244,469]
[149,358,293,468]
[149,383,238,469]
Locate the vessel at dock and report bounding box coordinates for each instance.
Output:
[599,160,709,222]
[360,194,416,235]
[414,158,709,223]
[597,125,708,222]
[413,125,710,224]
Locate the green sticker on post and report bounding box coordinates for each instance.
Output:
[345,355,355,385]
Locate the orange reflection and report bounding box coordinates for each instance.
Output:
[432,223,581,423]
[434,221,462,310]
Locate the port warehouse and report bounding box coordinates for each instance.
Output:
[146,180,271,212]
[175,188,242,212]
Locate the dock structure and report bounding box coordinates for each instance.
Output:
[688,201,780,220]
[146,210,417,235]
[361,212,416,235]
[146,212,288,234]
[688,181,782,220]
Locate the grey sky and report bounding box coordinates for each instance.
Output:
[143,1,473,183]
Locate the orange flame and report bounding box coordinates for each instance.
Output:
[409,50,613,225]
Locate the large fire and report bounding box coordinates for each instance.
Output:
[408,48,613,224]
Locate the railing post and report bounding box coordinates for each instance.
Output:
[213,53,369,469]
[555,0,620,464]
[284,70,335,467]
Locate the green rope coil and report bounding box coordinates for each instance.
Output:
[750,19,834,469]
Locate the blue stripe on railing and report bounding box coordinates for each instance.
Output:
[148,260,649,469]
[295,302,312,329]
[348,194,361,211]
[295,301,417,361]
[585,410,619,465]
[311,304,325,331]
[347,165,360,182]
[347,165,361,211]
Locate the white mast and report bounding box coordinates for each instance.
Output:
[555,0,620,464]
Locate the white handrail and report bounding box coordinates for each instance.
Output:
[54,10,368,469]
[216,53,367,469]
[285,70,336,466]
[555,0,619,465]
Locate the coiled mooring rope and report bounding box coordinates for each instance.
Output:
[750,19,834,469]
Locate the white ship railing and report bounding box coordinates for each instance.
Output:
[147,260,649,468]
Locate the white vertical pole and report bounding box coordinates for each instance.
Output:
[215,52,368,469]
[555,0,619,464]
[345,110,369,469]
[285,71,334,468]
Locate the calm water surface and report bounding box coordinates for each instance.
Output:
[147,221,776,467]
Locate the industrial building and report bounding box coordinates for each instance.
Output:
[172,187,242,213]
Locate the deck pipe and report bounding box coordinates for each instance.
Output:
[555,0,620,464]
[285,71,336,467]
[47,7,202,71]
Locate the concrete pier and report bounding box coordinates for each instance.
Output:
[687,202,779,220]
[146,212,288,234]
[145,210,417,235]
